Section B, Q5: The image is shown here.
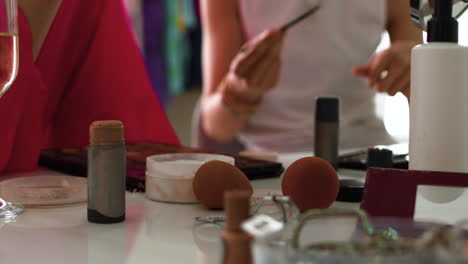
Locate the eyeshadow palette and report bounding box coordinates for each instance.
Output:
[338,144,409,170]
[39,142,284,192]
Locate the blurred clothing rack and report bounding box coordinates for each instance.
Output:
[129,0,202,108]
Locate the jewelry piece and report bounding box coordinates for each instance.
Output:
[290,208,466,262]
[195,216,225,225]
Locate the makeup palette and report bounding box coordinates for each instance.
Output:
[39,142,284,192]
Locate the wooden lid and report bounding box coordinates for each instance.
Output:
[90,120,124,143]
[224,190,250,232]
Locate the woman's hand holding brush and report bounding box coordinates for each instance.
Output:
[220,29,285,116]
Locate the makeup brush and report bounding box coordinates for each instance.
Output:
[240,5,320,53]
[280,5,320,32]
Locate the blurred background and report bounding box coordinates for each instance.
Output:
[125,0,201,146]
[123,0,468,147]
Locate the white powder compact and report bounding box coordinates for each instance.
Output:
[145,153,234,204]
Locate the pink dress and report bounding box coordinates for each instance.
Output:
[0,0,180,173]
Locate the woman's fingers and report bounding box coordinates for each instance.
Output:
[354,41,415,97]
[225,72,248,94]
[260,57,281,90]
[402,84,411,99]
[352,65,371,77]
[225,28,285,101]
[232,29,283,77]
[367,50,393,87]
[375,63,408,94]
[251,56,281,90]
[247,39,283,88]
[386,67,410,96]
[233,41,270,76]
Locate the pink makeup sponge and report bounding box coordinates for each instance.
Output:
[281,157,339,212]
[193,160,253,209]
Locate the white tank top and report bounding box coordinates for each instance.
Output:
[237,0,395,152]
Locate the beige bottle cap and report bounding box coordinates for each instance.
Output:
[224,190,251,232]
[90,120,125,143]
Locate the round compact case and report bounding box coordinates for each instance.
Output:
[0,175,87,207]
[145,153,234,204]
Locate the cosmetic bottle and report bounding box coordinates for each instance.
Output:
[335,146,390,203]
[88,120,126,223]
[221,190,252,264]
[367,148,393,169]
[410,0,468,203]
[315,97,340,169]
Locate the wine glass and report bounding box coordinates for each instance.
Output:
[0,0,24,221]
[0,0,18,98]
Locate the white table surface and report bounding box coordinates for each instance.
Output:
[0,152,467,264]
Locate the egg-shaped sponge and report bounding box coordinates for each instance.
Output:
[281,157,339,212]
[193,160,253,209]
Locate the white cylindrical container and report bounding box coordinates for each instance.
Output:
[145,153,234,204]
[410,43,468,203]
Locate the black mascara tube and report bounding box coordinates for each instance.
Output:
[314,97,340,169]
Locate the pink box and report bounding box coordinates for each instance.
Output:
[360,168,468,218]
